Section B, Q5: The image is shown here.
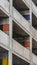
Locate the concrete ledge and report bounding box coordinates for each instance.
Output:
[13,39,30,60]
[0,0,9,17]
[31,1,37,17]
[0,30,9,47]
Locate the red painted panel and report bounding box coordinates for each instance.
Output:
[3,24,9,31]
[24,41,30,47]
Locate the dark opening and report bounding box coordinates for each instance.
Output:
[13,54,30,65]
[32,39,37,55]
[13,0,30,21]
[13,21,30,49]
[32,0,37,6]
[32,13,37,30]
[0,46,8,65]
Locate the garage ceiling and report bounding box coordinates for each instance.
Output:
[13,0,29,11]
[0,10,8,17]
[0,46,8,53]
[13,21,29,37]
[13,54,30,65]
[32,13,37,30]
[32,39,37,55]
[32,0,37,6]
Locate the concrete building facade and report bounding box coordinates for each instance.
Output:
[0,0,37,65]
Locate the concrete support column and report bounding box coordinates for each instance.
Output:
[30,35,33,65]
[30,0,32,25]
[9,17,13,49]
[9,0,13,16]
[9,0,13,65]
[9,0,13,49]
[8,51,12,65]
[29,0,33,65]
[30,36,32,52]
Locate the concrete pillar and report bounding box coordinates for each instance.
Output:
[9,0,13,49]
[30,35,33,65]
[9,0,13,16]
[29,0,32,25]
[9,0,13,65]
[8,51,12,65]
[9,17,13,49]
[29,0,33,65]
